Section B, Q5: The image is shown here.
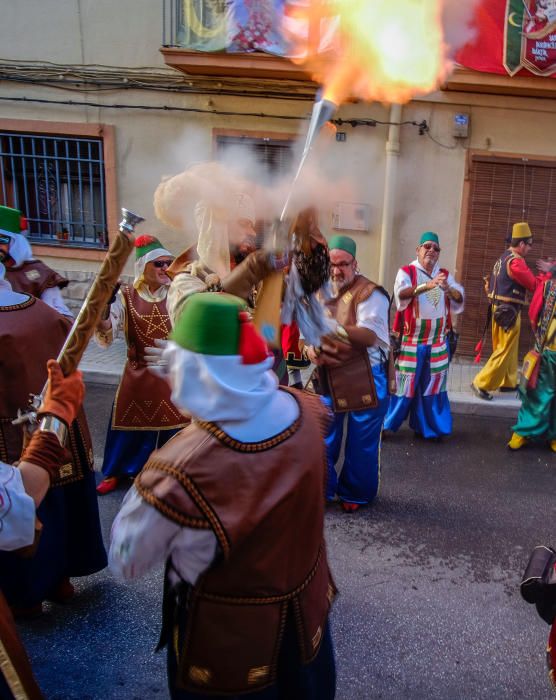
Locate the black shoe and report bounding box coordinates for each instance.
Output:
[471,383,493,401]
[499,386,518,393]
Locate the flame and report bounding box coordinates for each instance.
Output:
[284,0,454,105]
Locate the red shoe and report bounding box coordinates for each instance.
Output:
[96,477,119,495]
[341,502,361,513]
[11,603,43,620]
[47,577,75,604]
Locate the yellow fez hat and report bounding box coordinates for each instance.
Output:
[512,222,532,240]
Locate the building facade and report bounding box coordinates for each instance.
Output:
[1,0,556,355]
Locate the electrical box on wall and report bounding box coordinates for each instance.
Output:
[332,202,370,232]
[453,113,470,139]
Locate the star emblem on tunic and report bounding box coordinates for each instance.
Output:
[132,303,170,341]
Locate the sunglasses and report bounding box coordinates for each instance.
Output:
[152,259,172,269]
[421,244,440,252]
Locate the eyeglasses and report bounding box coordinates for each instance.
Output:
[421,244,441,252]
[330,261,354,269]
[152,260,172,269]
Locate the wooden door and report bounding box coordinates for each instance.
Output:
[458,154,556,358]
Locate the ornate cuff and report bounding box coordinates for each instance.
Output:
[38,415,68,447]
[413,284,428,296]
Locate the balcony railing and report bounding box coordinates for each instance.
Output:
[161,0,315,80]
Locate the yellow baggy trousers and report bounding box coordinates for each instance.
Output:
[474,312,521,392]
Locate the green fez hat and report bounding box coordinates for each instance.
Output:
[170,292,269,363]
[512,222,532,240]
[419,231,439,246]
[328,234,356,258]
[0,206,22,236]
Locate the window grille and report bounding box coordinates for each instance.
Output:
[0,131,108,249]
[215,135,294,242]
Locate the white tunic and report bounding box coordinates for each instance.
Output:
[0,461,36,551]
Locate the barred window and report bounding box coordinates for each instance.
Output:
[0,131,108,249]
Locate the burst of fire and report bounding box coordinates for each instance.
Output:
[284,0,453,105]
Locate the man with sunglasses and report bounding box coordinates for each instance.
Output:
[385,231,464,440]
[94,235,188,495]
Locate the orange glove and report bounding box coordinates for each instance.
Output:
[38,360,85,426]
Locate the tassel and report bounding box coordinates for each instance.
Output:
[238,311,269,365]
[135,234,156,248]
[473,339,483,364]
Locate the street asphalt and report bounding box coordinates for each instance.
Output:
[15,381,556,700]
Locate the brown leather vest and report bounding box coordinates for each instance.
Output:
[112,285,188,431]
[135,388,336,695]
[0,296,93,485]
[6,260,68,298]
[320,275,385,400]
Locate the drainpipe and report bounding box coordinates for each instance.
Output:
[378,103,402,289]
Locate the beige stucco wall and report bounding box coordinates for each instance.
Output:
[3,0,556,301]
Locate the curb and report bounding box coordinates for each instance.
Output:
[84,371,521,419]
[448,392,519,419]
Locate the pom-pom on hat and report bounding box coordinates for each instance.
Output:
[0,206,22,237]
[512,222,532,240]
[135,234,168,259]
[419,231,440,246]
[170,292,269,365]
[328,234,356,258]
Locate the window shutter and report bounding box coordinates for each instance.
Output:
[459,155,556,358]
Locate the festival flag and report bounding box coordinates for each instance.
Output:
[456,0,556,78]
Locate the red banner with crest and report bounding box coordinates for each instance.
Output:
[456,0,556,78]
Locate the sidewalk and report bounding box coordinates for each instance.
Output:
[80,341,521,419]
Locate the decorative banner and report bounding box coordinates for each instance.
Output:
[456,0,556,77]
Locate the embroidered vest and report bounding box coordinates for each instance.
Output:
[135,388,336,695]
[112,286,188,430]
[319,275,387,400]
[0,296,93,485]
[6,260,67,298]
[488,250,527,306]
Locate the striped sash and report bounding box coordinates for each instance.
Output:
[395,340,449,398]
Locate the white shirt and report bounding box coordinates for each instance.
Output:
[41,285,73,319]
[0,461,36,551]
[356,290,390,365]
[393,259,464,319]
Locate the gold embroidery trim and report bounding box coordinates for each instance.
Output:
[141,460,231,557]
[135,477,210,530]
[311,625,322,651]
[247,666,270,685]
[188,665,212,685]
[195,392,302,453]
[0,638,30,700]
[58,463,73,479]
[0,296,35,312]
[342,291,353,304]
